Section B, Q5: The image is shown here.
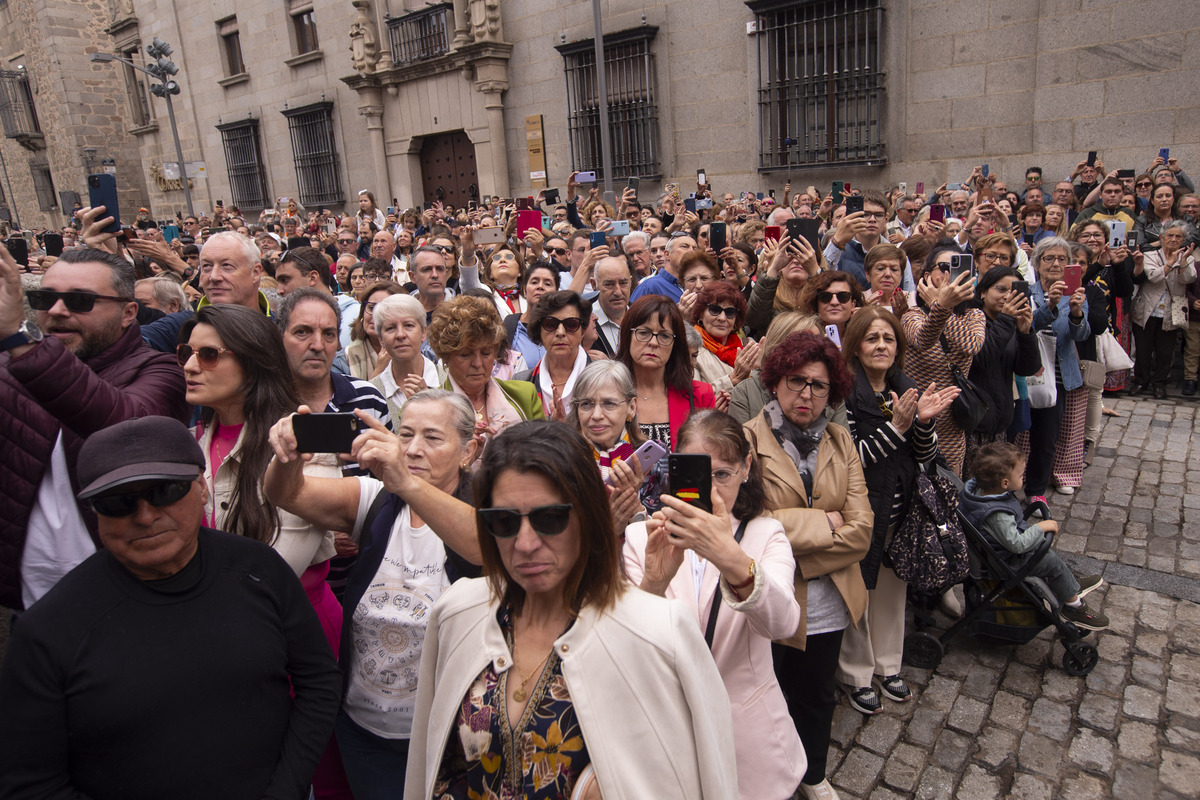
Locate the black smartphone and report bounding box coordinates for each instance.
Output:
[43,232,63,257]
[845,195,865,214]
[708,222,727,252]
[769,189,776,199]
[832,181,846,205]
[292,412,362,454]
[589,231,607,249]
[1023,232,1034,246]
[684,197,697,213]
[5,236,28,267]
[787,218,822,254]
[1116,169,1136,179]
[1086,151,1097,167]
[1012,280,1031,301]
[287,236,308,251]
[668,453,712,514]
[1126,232,1139,249]
[627,176,639,194]
[543,188,560,205]
[949,253,974,283]
[87,173,121,234]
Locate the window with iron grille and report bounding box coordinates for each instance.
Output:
[0,70,42,141]
[387,3,452,66]
[290,2,319,55]
[749,0,885,170]
[218,17,246,77]
[29,160,55,211]
[217,119,269,210]
[282,102,342,206]
[555,27,660,181]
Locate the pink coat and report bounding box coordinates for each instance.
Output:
[623,515,806,800]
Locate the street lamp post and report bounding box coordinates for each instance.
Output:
[90,38,193,216]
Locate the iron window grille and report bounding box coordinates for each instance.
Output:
[0,70,43,148]
[282,101,343,206]
[388,3,452,66]
[556,27,661,181]
[217,118,269,210]
[749,0,885,170]
[29,160,55,211]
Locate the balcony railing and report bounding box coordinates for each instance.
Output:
[388,3,452,66]
[0,70,43,150]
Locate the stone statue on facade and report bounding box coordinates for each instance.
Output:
[349,0,380,74]
[468,0,502,42]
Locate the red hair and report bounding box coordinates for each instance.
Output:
[760,331,853,405]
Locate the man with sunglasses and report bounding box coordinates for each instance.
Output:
[0,247,190,611]
[0,416,341,798]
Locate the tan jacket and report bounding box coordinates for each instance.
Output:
[743,412,873,647]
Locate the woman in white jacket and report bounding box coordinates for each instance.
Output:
[405,421,737,800]
[1130,220,1197,397]
[624,410,807,800]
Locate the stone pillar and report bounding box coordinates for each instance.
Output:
[362,104,389,199]
[480,86,509,199]
[387,136,424,208]
[451,0,471,49]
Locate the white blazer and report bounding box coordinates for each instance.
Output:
[403,578,738,799]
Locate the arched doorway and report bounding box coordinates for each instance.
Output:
[419,131,479,207]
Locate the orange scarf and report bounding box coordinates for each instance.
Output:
[697,325,742,367]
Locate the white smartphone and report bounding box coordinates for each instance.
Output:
[1106,220,1127,248]
[576,171,597,183]
[474,226,506,245]
[824,324,842,347]
[604,439,667,485]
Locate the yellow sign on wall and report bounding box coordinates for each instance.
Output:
[526,115,547,190]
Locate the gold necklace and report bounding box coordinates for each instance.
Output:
[511,645,552,703]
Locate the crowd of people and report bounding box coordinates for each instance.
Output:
[0,150,1194,800]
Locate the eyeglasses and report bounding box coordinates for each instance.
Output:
[540,316,583,334]
[781,375,831,397]
[431,244,455,253]
[90,480,193,517]
[706,304,739,319]
[1076,232,1104,240]
[176,344,233,369]
[477,504,573,538]
[26,290,132,312]
[817,291,852,304]
[364,273,390,281]
[338,238,357,245]
[1040,255,1070,265]
[980,252,1012,264]
[574,398,626,413]
[548,247,569,256]
[712,465,743,485]
[632,327,675,345]
[1136,182,1153,188]
[860,212,884,220]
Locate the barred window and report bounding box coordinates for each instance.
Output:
[217,119,269,210]
[387,3,452,66]
[0,70,41,141]
[556,27,660,181]
[282,101,343,206]
[749,0,885,170]
[29,160,55,211]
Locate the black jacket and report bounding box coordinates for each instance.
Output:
[968,313,1042,438]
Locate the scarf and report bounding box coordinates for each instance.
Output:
[590,434,635,483]
[697,325,743,368]
[495,283,521,313]
[763,399,828,480]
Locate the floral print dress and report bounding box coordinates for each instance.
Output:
[434,607,590,800]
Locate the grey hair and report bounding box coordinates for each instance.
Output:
[373,293,427,331]
[402,389,476,448]
[1031,235,1072,271]
[767,207,795,226]
[136,276,188,312]
[275,287,341,332]
[202,230,260,269]
[621,230,651,252]
[666,234,695,254]
[563,360,636,430]
[685,325,703,351]
[1162,219,1194,239]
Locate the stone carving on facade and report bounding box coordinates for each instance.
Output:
[349,0,380,75]
[468,0,502,42]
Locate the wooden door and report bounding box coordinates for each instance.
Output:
[420,131,479,207]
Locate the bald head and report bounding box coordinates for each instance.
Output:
[594,256,632,321]
[370,230,396,261]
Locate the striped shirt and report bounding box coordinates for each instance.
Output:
[845,394,938,525]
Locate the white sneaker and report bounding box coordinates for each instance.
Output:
[799,779,840,800]
[1056,485,1075,495]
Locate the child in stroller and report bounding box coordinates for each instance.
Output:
[959,442,1109,632]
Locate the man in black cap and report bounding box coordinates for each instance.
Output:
[0,416,341,800]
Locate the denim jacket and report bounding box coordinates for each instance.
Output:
[1031,279,1090,391]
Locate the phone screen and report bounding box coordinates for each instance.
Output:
[668,454,712,513]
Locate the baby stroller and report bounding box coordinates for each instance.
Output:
[903,466,1099,677]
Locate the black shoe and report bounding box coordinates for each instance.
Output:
[1153,386,1168,400]
[1127,383,1145,396]
[1062,601,1109,631]
[1184,380,1197,396]
[1082,440,1093,466]
[846,685,883,715]
[1076,574,1104,598]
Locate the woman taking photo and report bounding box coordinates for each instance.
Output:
[722,241,758,301]
[428,295,543,437]
[625,410,806,799]
[692,280,760,394]
[836,309,958,716]
[969,266,1041,442]
[405,422,738,799]
[265,391,483,799]
[744,331,872,800]
[1017,204,1051,249]
[798,270,865,342]
[516,291,592,420]
[369,294,442,427]
[347,281,404,380]
[746,235,821,336]
[1131,220,1196,398]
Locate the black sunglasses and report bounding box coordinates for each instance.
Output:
[817,291,852,304]
[706,304,739,319]
[540,316,583,334]
[26,289,131,313]
[477,504,574,538]
[548,247,569,256]
[90,480,193,517]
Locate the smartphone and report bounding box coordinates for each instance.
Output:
[515,197,534,211]
[468,200,477,210]
[161,224,180,242]
[541,215,553,231]
[118,226,137,244]
[1086,151,1097,167]
[543,187,560,205]
[604,440,667,486]
[845,195,864,214]
[216,200,225,208]
[981,164,990,178]
[1106,220,1127,248]
[916,181,925,196]
[756,192,764,201]
[898,181,908,194]
[576,171,597,184]
[929,204,946,223]
[1116,169,1136,179]
[515,209,542,238]
[5,236,28,267]
[947,182,962,192]
[765,225,781,243]
[1023,232,1035,246]
[609,219,631,237]
[387,206,396,216]
[824,324,841,347]
[668,453,712,513]
[627,176,639,195]
[1063,264,1082,295]
[787,218,822,253]
[695,198,713,210]
[1160,148,1170,162]
[1012,280,1031,301]
[1126,232,1139,250]
[287,236,308,251]
[978,182,994,202]
[708,222,727,252]
[43,232,63,257]
[697,168,707,185]
[768,189,776,199]
[832,180,846,205]
[87,173,121,234]
[474,226,506,245]
[292,412,362,454]
[589,231,608,249]
[949,253,974,283]
[684,197,697,213]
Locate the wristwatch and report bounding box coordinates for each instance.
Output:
[0,319,43,352]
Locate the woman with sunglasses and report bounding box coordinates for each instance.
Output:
[624,410,806,799]
[506,262,560,368]
[178,304,352,798]
[899,242,984,477]
[514,291,592,421]
[264,390,484,799]
[797,270,866,345]
[346,280,404,380]
[744,331,870,800]
[405,421,737,800]
[459,242,528,320]
[692,280,758,394]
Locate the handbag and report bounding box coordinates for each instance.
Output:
[887,467,969,592]
[1079,360,1107,390]
[939,335,989,434]
[1027,331,1058,409]
[1096,329,1133,372]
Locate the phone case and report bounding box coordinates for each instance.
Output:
[668,454,712,513]
[516,210,542,237]
[87,174,121,234]
[292,413,361,454]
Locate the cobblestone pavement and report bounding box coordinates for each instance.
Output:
[822,394,1200,799]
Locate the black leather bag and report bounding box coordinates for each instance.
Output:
[940,335,989,434]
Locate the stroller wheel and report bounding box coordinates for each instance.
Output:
[1062,642,1099,676]
[904,631,944,670]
